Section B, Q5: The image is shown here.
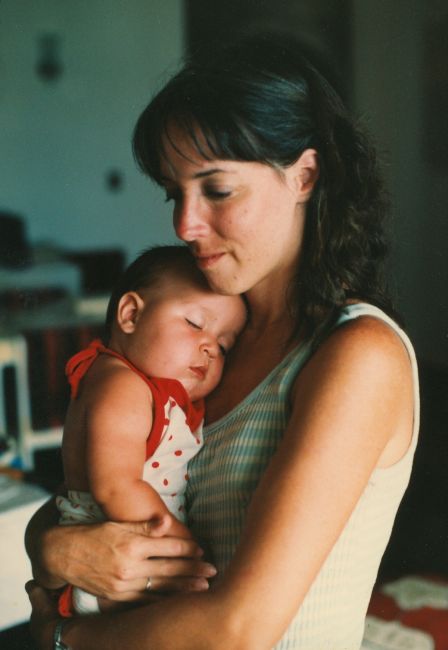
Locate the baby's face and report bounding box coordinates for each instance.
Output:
[124,279,246,401]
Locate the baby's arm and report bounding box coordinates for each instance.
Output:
[86,366,190,539]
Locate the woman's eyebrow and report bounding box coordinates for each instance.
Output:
[160,168,236,182]
[194,168,226,178]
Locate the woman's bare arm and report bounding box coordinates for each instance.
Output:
[28,317,414,649]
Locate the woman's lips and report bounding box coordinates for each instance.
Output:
[195,253,224,269]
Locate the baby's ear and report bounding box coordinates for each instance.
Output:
[116,292,145,333]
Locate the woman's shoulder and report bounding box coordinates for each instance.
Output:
[321,310,412,378]
[294,306,414,405]
[290,307,415,467]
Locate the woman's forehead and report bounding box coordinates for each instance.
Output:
[160,121,216,168]
[159,127,224,180]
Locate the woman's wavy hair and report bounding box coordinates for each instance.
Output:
[132,34,398,343]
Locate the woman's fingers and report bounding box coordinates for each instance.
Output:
[127,532,204,561]
[144,575,211,593]
[100,557,216,599]
[142,556,217,581]
[107,575,212,602]
[25,580,57,613]
[115,553,216,582]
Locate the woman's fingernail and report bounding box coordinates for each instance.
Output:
[204,564,217,576]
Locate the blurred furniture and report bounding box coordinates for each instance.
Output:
[0,335,40,470]
[0,314,105,471]
[0,242,121,471]
[0,474,48,631]
[0,260,81,296]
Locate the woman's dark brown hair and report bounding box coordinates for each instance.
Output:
[133,34,397,343]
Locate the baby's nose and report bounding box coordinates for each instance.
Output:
[201,339,219,359]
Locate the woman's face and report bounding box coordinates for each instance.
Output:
[159,128,310,300]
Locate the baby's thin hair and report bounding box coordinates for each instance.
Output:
[105,245,208,342]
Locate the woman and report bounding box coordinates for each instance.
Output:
[26,34,418,649]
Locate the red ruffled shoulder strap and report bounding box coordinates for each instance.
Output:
[65,339,107,399]
[65,340,205,460]
[66,339,147,398]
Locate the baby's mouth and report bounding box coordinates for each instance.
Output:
[189,366,207,380]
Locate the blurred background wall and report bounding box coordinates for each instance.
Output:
[0,0,182,265]
[1,0,447,366]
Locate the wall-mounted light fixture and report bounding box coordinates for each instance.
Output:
[36,33,63,82]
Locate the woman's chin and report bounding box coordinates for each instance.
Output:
[204,272,245,296]
[212,286,243,297]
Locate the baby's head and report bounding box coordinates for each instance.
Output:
[106,245,247,401]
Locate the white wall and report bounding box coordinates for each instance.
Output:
[0,0,184,264]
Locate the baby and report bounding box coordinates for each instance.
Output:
[56,245,247,616]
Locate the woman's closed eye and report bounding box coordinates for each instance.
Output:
[204,187,232,201]
[163,186,231,203]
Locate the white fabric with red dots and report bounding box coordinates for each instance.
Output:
[57,379,203,525]
[142,391,203,522]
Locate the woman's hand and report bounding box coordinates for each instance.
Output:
[27,498,217,601]
[46,515,215,601]
[26,581,60,650]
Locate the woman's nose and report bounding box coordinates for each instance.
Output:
[173,196,209,242]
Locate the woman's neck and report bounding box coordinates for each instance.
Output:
[243,277,300,339]
[204,285,301,424]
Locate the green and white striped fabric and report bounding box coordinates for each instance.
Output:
[186,303,420,649]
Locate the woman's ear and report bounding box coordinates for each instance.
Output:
[116,292,145,333]
[289,148,319,202]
